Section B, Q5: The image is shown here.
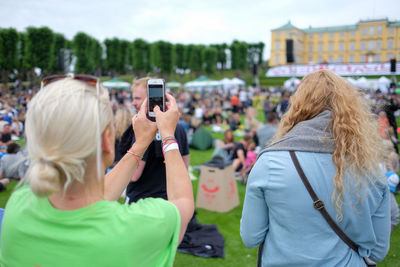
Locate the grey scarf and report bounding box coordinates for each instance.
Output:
[259,110,335,158]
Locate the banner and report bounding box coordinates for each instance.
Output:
[266,63,400,77]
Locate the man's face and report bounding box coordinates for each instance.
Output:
[131,84,147,112]
[3,125,10,134]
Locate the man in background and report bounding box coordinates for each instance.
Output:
[119,77,190,203]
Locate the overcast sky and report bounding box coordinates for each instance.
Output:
[1,0,399,59]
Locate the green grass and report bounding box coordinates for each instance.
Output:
[2,113,400,266]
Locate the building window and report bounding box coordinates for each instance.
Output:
[275,54,280,64]
[377,26,382,35]
[319,33,323,39]
[362,27,367,36]
[340,32,345,38]
[388,39,394,50]
[338,56,344,63]
[329,42,334,52]
[309,44,313,52]
[375,54,381,62]
[387,54,393,61]
[329,32,334,38]
[308,57,312,63]
[361,55,366,62]
[349,55,355,62]
[369,26,374,35]
[328,56,333,62]
[376,40,382,50]
[318,43,323,52]
[276,31,280,38]
[309,34,313,40]
[318,56,323,63]
[339,42,344,51]
[350,42,355,51]
[351,31,356,37]
[286,31,291,37]
[389,28,394,35]
[361,41,366,51]
[275,41,280,50]
[368,40,374,50]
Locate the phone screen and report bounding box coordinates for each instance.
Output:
[148,84,164,112]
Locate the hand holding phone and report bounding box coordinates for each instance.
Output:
[147,79,165,120]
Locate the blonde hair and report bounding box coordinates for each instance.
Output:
[24,77,113,197]
[115,107,133,139]
[132,77,151,91]
[273,70,384,218]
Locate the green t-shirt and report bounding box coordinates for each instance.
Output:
[0,186,180,267]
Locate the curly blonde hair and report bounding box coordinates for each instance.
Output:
[273,70,384,218]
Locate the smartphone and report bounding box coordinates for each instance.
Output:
[147,79,165,118]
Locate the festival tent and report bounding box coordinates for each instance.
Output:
[378,76,391,94]
[184,76,222,91]
[355,77,368,90]
[166,81,182,89]
[219,77,246,91]
[283,77,300,92]
[346,77,357,86]
[102,78,131,89]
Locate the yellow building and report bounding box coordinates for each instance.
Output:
[270,19,400,66]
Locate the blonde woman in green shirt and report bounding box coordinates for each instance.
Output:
[0,74,194,267]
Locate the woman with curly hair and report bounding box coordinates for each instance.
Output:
[241,70,390,266]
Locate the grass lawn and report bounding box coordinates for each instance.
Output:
[1,118,400,266]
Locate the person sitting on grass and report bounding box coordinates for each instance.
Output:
[0,74,194,267]
[0,143,26,180]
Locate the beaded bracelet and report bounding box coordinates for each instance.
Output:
[127,147,141,166]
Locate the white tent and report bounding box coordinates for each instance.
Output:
[346,77,357,86]
[184,76,222,91]
[102,78,131,89]
[378,76,391,94]
[283,77,300,92]
[219,77,246,91]
[355,77,368,90]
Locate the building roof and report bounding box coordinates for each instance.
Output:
[272,21,300,31]
[388,20,400,27]
[273,19,400,33]
[303,25,358,33]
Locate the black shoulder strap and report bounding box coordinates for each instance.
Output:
[289,151,359,254]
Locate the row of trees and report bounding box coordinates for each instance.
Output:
[0,26,264,84]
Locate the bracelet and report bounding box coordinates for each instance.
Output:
[163,142,179,154]
[127,147,140,166]
[162,141,177,153]
[162,136,176,143]
[162,138,176,146]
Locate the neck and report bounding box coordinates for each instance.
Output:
[48,160,105,211]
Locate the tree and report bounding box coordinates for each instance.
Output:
[211,43,227,70]
[187,44,204,75]
[25,27,55,78]
[50,33,67,73]
[119,40,131,75]
[230,40,248,71]
[104,38,121,76]
[92,40,103,77]
[73,32,96,74]
[0,28,19,85]
[132,39,150,76]
[151,41,173,76]
[203,46,218,75]
[174,43,186,71]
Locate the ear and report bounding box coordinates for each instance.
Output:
[102,127,113,153]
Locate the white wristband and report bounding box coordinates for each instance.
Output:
[163,143,179,154]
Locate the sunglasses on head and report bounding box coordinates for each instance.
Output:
[41,74,99,89]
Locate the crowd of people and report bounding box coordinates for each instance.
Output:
[0,70,398,266]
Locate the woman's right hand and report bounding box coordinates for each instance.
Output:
[132,98,157,147]
[154,93,179,138]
